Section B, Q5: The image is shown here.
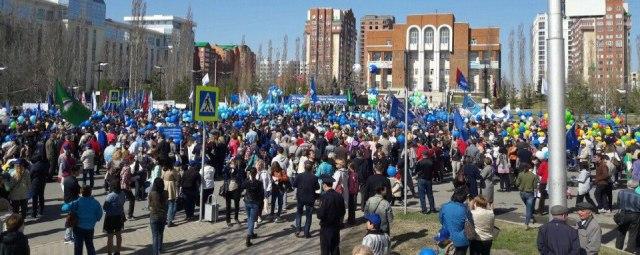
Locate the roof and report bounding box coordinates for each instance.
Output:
[194,42,210,47]
[216,44,238,50]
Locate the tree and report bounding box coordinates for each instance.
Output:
[566,74,594,119]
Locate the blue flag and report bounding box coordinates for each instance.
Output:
[390,95,415,123]
[462,94,477,109]
[310,78,318,103]
[453,109,469,140]
[566,124,579,154]
[374,110,382,136]
[456,68,470,91]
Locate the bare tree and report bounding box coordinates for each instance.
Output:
[517,23,527,90]
[508,29,515,88]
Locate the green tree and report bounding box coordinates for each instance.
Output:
[566,83,594,120]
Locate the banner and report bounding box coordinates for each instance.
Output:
[158,126,183,143]
[288,94,347,105]
[22,103,49,111]
[152,100,176,110]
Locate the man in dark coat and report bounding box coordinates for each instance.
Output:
[29,154,49,218]
[363,164,392,208]
[293,161,319,238]
[537,205,580,254]
[414,150,436,214]
[317,174,346,255]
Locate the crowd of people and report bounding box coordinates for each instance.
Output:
[0,101,636,255]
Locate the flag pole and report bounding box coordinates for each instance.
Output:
[403,50,409,215]
[199,120,206,221]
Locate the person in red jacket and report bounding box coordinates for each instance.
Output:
[535,156,549,215]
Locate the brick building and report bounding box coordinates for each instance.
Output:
[193,42,215,84]
[211,44,256,91]
[304,8,357,93]
[363,13,500,104]
[567,0,631,87]
[358,15,395,92]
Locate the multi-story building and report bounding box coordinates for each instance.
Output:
[211,44,256,91]
[566,0,631,87]
[531,13,571,91]
[193,42,215,84]
[358,15,395,91]
[304,8,357,92]
[258,59,301,84]
[363,13,500,104]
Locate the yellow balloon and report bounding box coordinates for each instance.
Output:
[524,130,532,137]
[606,129,614,135]
[544,113,549,119]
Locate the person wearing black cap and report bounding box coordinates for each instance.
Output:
[317,174,345,255]
[536,205,580,254]
[575,202,601,255]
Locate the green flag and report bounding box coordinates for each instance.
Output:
[346,88,354,106]
[54,81,91,126]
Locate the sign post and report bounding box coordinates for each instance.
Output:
[194,86,219,222]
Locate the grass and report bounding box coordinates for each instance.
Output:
[391,212,622,255]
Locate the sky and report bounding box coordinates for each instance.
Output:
[105,0,640,81]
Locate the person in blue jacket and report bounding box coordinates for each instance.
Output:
[62,186,103,255]
[439,187,473,255]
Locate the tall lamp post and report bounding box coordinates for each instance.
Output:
[0,65,6,103]
[480,59,491,112]
[96,62,108,90]
[190,69,203,105]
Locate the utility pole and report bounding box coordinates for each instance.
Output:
[547,0,567,212]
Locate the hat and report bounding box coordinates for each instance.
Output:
[433,228,450,243]
[575,202,595,211]
[320,174,335,184]
[364,213,381,229]
[550,205,569,215]
[628,180,639,189]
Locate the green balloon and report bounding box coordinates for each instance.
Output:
[9,121,16,129]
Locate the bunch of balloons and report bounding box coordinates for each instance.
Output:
[368,87,379,107]
[410,91,428,109]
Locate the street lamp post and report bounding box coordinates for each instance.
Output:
[190,69,203,104]
[0,65,6,103]
[480,59,491,112]
[96,62,108,91]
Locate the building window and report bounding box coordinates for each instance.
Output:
[372,52,381,61]
[409,28,419,44]
[440,28,450,45]
[424,28,434,44]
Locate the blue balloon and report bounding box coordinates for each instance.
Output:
[396,134,405,144]
[29,115,36,123]
[418,248,437,255]
[387,166,397,177]
[17,116,25,124]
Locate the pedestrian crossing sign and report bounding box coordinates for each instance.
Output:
[194,86,219,122]
[109,90,120,104]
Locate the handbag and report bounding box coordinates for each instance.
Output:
[219,180,229,197]
[65,203,78,228]
[614,210,623,225]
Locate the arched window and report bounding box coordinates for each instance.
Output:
[409,28,418,44]
[424,28,434,44]
[440,28,450,45]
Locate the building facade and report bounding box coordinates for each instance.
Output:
[531,13,571,91]
[567,0,631,87]
[304,8,357,92]
[193,42,215,84]
[211,44,256,91]
[363,13,500,104]
[358,15,395,91]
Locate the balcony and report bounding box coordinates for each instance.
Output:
[367,60,392,69]
[469,60,499,69]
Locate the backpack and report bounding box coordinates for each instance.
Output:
[335,172,345,194]
[348,170,359,195]
[455,169,466,185]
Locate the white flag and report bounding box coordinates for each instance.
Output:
[147,91,153,122]
[202,73,210,85]
[189,91,194,103]
[541,78,548,96]
[91,91,97,111]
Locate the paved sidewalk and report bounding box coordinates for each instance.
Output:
[25,171,631,254]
